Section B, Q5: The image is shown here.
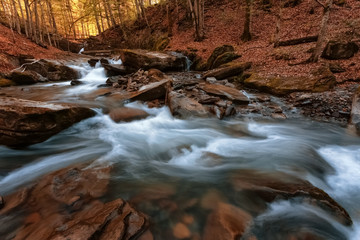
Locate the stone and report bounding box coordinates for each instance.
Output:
[244,69,336,96]
[120,49,187,72]
[231,170,352,226]
[329,63,345,73]
[206,77,217,84]
[88,58,99,67]
[173,223,191,239]
[7,70,40,85]
[103,63,129,76]
[0,196,4,209]
[71,80,83,85]
[109,107,149,122]
[322,41,359,60]
[198,83,250,104]
[206,45,235,70]
[167,91,209,118]
[203,202,252,240]
[203,62,252,80]
[212,52,241,69]
[130,79,171,102]
[0,78,15,87]
[0,97,95,147]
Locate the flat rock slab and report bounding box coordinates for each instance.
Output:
[202,62,252,80]
[0,97,95,147]
[109,107,149,122]
[168,91,209,118]
[199,83,249,104]
[120,49,187,71]
[130,79,171,102]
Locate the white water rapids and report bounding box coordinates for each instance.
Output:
[0,61,360,239]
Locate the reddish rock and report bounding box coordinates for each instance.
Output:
[0,195,4,209]
[203,202,252,240]
[198,83,249,104]
[130,79,171,102]
[0,97,95,147]
[109,107,149,122]
[167,91,209,118]
[202,62,252,80]
[7,70,40,85]
[173,222,191,239]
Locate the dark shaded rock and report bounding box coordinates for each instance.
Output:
[206,45,235,70]
[0,97,95,147]
[130,79,171,102]
[71,80,83,86]
[88,58,99,67]
[0,78,15,87]
[244,68,336,95]
[103,63,129,77]
[167,91,209,118]
[212,52,241,69]
[109,107,149,122]
[322,41,359,60]
[284,0,302,7]
[198,83,250,104]
[57,38,83,53]
[7,70,40,85]
[203,202,252,240]
[120,49,187,71]
[329,63,346,73]
[231,170,352,226]
[0,196,4,209]
[203,62,252,80]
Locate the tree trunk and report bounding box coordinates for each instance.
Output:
[273,0,282,47]
[33,0,39,43]
[106,0,117,26]
[187,0,204,41]
[241,0,252,42]
[24,0,32,39]
[308,0,333,62]
[93,0,102,34]
[11,0,21,34]
[102,0,112,28]
[40,0,51,46]
[17,0,27,36]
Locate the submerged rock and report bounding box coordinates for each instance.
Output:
[109,107,149,122]
[0,97,95,147]
[120,49,187,71]
[167,91,209,118]
[1,165,149,240]
[244,68,336,95]
[202,62,252,80]
[203,202,252,240]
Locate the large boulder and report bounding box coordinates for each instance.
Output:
[198,83,250,104]
[203,202,252,240]
[23,59,79,81]
[350,86,360,134]
[120,49,187,72]
[231,170,352,226]
[202,62,252,80]
[0,165,149,240]
[167,91,209,118]
[109,107,149,122]
[129,79,171,102]
[6,70,42,85]
[244,68,336,95]
[206,45,236,70]
[0,97,95,147]
[321,41,359,60]
[103,63,129,76]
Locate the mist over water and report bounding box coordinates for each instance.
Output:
[1,63,360,239]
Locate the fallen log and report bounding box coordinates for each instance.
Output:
[275,35,318,47]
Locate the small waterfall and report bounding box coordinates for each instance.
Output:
[78,48,84,54]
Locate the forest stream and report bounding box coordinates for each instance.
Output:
[0,60,360,240]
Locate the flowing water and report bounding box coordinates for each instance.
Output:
[1,61,360,239]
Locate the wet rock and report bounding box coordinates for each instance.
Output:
[88,58,99,67]
[103,63,129,76]
[71,80,83,85]
[23,59,79,81]
[244,69,336,96]
[203,202,252,240]
[7,70,40,85]
[120,49,187,71]
[173,222,191,239]
[198,83,249,104]
[0,97,95,147]
[231,170,353,226]
[203,62,252,80]
[109,107,149,122]
[167,91,209,118]
[0,78,15,87]
[130,79,171,102]
[212,52,241,69]
[0,196,4,209]
[350,86,360,134]
[206,45,235,70]
[0,188,30,214]
[1,163,149,240]
[322,41,359,60]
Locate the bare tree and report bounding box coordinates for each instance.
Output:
[241,0,252,42]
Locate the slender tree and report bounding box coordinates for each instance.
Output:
[241,0,252,42]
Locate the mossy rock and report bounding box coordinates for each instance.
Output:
[191,56,207,71]
[0,78,15,87]
[212,52,241,69]
[154,36,170,51]
[206,45,235,70]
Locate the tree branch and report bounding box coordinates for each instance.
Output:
[314,0,326,9]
